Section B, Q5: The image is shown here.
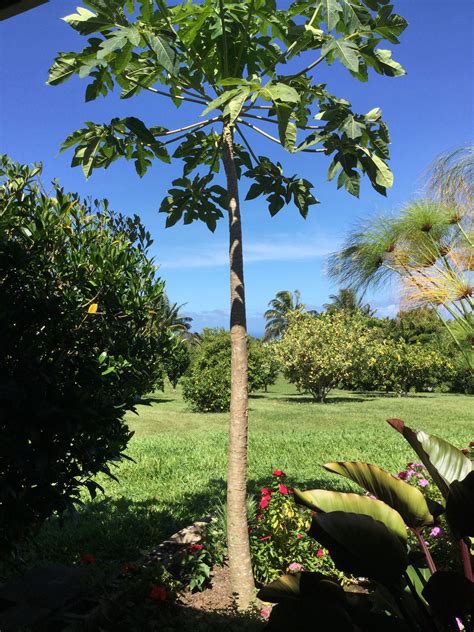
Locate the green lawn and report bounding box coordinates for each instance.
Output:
[6,378,472,576]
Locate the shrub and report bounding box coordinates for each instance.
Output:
[0,157,171,551]
[182,330,279,412]
[357,338,453,395]
[276,311,368,402]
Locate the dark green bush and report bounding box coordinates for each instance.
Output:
[182,330,278,412]
[0,156,171,551]
[165,336,191,389]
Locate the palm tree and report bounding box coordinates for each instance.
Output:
[328,146,473,367]
[161,295,193,335]
[263,290,306,341]
[323,288,375,316]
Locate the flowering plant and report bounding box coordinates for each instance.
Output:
[249,470,339,584]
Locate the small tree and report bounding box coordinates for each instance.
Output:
[248,339,280,392]
[49,0,407,604]
[277,311,368,402]
[0,157,171,551]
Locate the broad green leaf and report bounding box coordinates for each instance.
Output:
[310,511,408,585]
[322,0,341,31]
[223,87,251,124]
[445,471,474,538]
[341,115,364,139]
[374,49,406,77]
[365,107,382,122]
[360,148,393,188]
[276,104,297,152]
[62,7,108,34]
[323,461,434,528]
[294,488,407,542]
[257,573,301,602]
[47,54,80,85]
[422,571,474,620]
[147,32,178,75]
[97,32,129,60]
[201,89,240,116]
[387,419,473,499]
[260,82,299,104]
[322,39,359,73]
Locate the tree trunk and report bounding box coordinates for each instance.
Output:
[222,123,255,608]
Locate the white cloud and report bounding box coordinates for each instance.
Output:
[160,234,341,269]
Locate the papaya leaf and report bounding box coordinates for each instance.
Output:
[445,470,474,538]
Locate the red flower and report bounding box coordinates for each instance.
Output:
[189,543,203,553]
[259,495,271,509]
[461,448,469,454]
[261,487,271,496]
[273,470,285,477]
[260,535,271,541]
[80,553,96,564]
[316,549,325,558]
[296,533,303,539]
[150,585,167,601]
[122,562,140,574]
[278,484,289,494]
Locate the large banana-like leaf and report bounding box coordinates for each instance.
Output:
[387,419,472,499]
[294,488,407,543]
[310,511,408,585]
[323,461,434,528]
[257,573,301,602]
[422,571,474,621]
[445,470,474,538]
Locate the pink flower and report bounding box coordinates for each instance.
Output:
[461,448,469,454]
[278,484,289,495]
[261,608,271,620]
[288,562,303,572]
[296,533,303,539]
[273,470,285,477]
[261,487,271,496]
[259,496,270,509]
[430,527,444,538]
[316,549,325,558]
[80,553,96,564]
[397,471,408,479]
[149,585,167,601]
[260,535,271,541]
[418,478,429,488]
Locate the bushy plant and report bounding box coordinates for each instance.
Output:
[182,330,279,412]
[248,339,280,392]
[357,338,453,395]
[0,157,171,551]
[276,311,368,402]
[249,471,340,585]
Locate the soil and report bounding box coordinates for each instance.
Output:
[178,563,234,611]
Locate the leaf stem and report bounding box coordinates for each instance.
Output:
[460,539,473,582]
[238,119,282,146]
[413,529,437,575]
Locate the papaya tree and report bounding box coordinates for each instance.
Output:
[48,0,407,606]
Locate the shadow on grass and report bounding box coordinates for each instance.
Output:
[136,395,173,406]
[280,395,368,404]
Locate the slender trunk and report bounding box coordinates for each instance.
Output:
[222,123,255,608]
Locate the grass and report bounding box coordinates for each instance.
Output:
[5,378,472,578]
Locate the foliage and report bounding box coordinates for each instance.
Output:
[165,336,191,389]
[259,421,474,631]
[323,287,374,316]
[0,156,171,552]
[276,311,368,402]
[355,337,453,395]
[247,339,280,392]
[48,0,407,217]
[329,147,474,369]
[182,330,280,411]
[249,471,341,585]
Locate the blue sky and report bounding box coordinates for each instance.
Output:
[1,0,473,335]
